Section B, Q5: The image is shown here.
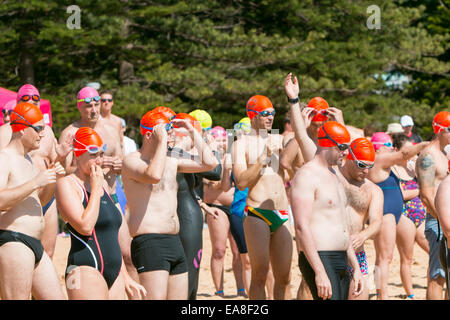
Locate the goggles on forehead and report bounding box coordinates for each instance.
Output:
[20,95,40,102]
[73,137,107,154]
[318,126,349,151]
[234,122,251,132]
[247,108,275,117]
[77,96,101,104]
[140,122,173,132]
[9,110,45,133]
[348,147,374,169]
[433,122,450,133]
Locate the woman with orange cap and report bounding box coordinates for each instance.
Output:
[368,131,429,300]
[56,127,146,299]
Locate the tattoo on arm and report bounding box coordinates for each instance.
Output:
[417,154,435,188]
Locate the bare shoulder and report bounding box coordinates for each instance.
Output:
[123,151,142,165]
[60,123,78,138]
[366,180,382,196]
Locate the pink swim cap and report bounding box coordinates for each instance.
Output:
[211,126,226,139]
[371,132,392,151]
[77,87,99,109]
[17,84,40,102]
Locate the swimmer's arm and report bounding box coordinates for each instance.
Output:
[379,142,429,168]
[178,131,218,174]
[435,177,450,240]
[232,139,266,190]
[58,128,77,175]
[195,150,222,180]
[0,157,41,211]
[416,153,438,218]
[55,177,102,236]
[280,138,299,179]
[220,154,233,192]
[357,185,383,245]
[291,171,326,275]
[122,152,165,185]
[290,103,317,163]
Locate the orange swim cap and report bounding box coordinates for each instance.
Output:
[173,113,202,133]
[317,121,351,148]
[73,127,104,158]
[140,111,170,136]
[347,138,375,162]
[432,111,450,134]
[150,106,176,120]
[246,95,274,120]
[10,102,44,133]
[308,97,329,122]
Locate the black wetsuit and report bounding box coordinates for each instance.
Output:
[65,179,123,289]
[171,147,222,300]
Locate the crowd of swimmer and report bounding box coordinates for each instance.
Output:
[0,72,448,300]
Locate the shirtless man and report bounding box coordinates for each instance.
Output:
[122,111,218,300]
[0,102,65,299]
[100,91,124,150]
[416,111,450,300]
[285,74,364,299]
[58,87,138,286]
[435,173,450,298]
[232,95,292,300]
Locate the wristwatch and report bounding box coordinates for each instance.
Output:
[287,96,299,104]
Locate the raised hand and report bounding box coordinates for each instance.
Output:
[35,168,57,188]
[284,72,300,99]
[90,164,104,193]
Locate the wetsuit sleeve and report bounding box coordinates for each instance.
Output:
[195,151,222,181]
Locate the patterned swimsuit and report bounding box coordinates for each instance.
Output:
[400,178,426,228]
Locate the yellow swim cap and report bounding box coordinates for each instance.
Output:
[189,109,212,130]
[234,117,251,133]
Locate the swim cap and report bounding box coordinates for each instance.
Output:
[308,97,329,122]
[246,95,274,120]
[10,102,44,133]
[73,127,104,158]
[317,121,350,147]
[371,132,392,151]
[347,138,375,162]
[77,87,100,109]
[150,106,176,120]
[211,126,227,139]
[174,113,202,133]
[16,84,40,103]
[432,111,450,134]
[140,111,170,136]
[189,109,212,130]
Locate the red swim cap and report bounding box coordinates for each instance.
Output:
[140,111,170,136]
[173,113,202,133]
[17,84,40,103]
[10,102,44,133]
[432,111,450,134]
[308,97,329,122]
[73,127,104,158]
[246,95,274,120]
[347,138,375,162]
[317,121,351,147]
[150,106,176,120]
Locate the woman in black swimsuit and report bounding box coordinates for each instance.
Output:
[56,127,145,299]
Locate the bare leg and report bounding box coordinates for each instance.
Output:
[415,223,429,254]
[270,224,292,300]
[228,232,246,297]
[31,251,65,299]
[427,277,445,300]
[396,215,416,298]
[206,210,229,296]
[66,266,109,300]
[167,272,189,300]
[348,275,369,300]
[41,200,58,259]
[266,264,275,300]
[244,216,270,300]
[108,271,126,300]
[138,270,169,300]
[240,253,251,295]
[374,214,397,300]
[297,276,313,300]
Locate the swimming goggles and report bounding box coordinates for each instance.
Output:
[73,137,107,154]
[20,95,40,102]
[348,147,374,169]
[372,141,393,148]
[247,108,276,117]
[77,96,101,104]
[233,122,251,132]
[433,122,450,133]
[311,109,329,117]
[318,126,349,151]
[140,122,173,132]
[2,109,12,116]
[9,111,45,133]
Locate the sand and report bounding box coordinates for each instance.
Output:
[52,224,430,300]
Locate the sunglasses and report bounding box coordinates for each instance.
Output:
[73,137,107,154]
[20,95,40,102]
[433,122,450,133]
[140,122,173,132]
[372,141,393,148]
[9,111,45,133]
[248,108,276,117]
[101,98,113,103]
[2,109,12,116]
[77,96,101,104]
[348,147,374,169]
[318,126,349,151]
